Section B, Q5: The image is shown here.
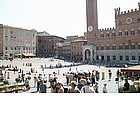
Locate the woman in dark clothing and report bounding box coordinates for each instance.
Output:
[123,79,130,92]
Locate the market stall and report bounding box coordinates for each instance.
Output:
[119,65,140,93]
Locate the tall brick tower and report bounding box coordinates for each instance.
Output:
[86,0,98,45]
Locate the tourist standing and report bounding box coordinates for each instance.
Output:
[68,81,80,93]
[96,70,100,81]
[24,78,30,90]
[81,80,95,93]
[77,79,84,91]
[39,80,47,93]
[91,70,96,86]
[123,79,130,92]
[94,81,99,93]
[103,83,108,93]
[54,82,64,93]
[21,72,25,82]
[108,69,112,81]
[37,79,40,92]
[34,74,37,87]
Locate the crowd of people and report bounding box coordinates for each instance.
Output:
[34,69,111,93]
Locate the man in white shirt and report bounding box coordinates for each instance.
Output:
[81,80,95,93]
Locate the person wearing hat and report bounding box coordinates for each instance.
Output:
[81,80,95,93]
[103,83,108,93]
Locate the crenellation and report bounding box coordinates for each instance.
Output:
[86,1,140,63]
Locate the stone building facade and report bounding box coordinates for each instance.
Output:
[0,24,37,57]
[60,36,87,61]
[84,0,140,63]
[0,24,3,57]
[71,39,87,62]
[36,35,65,58]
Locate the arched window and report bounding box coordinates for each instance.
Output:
[106,32,110,37]
[101,56,104,61]
[131,29,135,35]
[112,31,116,37]
[132,56,135,60]
[125,44,129,50]
[100,32,104,37]
[131,43,135,49]
[101,45,104,50]
[125,56,129,61]
[120,56,123,61]
[113,56,116,60]
[112,44,116,50]
[119,44,123,50]
[107,56,110,62]
[125,30,129,36]
[119,30,122,36]
[106,45,110,50]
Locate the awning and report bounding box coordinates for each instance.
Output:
[15,54,22,56]
[121,65,140,72]
[22,53,36,57]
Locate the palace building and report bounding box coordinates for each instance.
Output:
[83,0,140,63]
[0,24,37,58]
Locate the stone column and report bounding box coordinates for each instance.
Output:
[83,47,85,62]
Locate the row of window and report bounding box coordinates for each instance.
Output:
[71,52,82,55]
[5,47,36,50]
[5,51,35,54]
[97,55,139,61]
[10,30,34,37]
[99,45,140,50]
[99,29,140,38]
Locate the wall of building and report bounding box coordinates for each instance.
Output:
[71,40,87,62]
[0,24,3,57]
[86,1,140,63]
[2,25,37,57]
[36,35,65,58]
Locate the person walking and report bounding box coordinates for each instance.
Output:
[39,80,47,93]
[37,79,40,92]
[103,83,108,93]
[34,74,37,87]
[94,81,99,93]
[81,80,95,93]
[91,70,96,86]
[108,69,112,81]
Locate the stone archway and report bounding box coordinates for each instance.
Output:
[83,44,97,63]
[107,55,110,62]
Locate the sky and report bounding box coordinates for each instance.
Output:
[0,0,140,38]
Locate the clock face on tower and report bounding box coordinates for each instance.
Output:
[126,17,132,24]
[88,26,93,32]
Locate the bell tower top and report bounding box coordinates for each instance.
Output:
[86,0,98,33]
[86,0,98,44]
